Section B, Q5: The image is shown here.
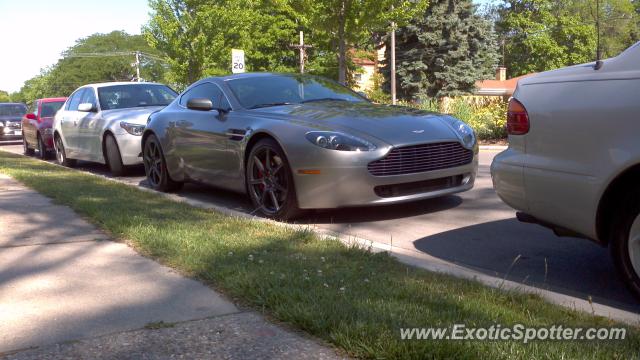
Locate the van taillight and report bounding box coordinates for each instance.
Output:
[507,98,530,135]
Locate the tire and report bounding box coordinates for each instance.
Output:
[246,138,302,220]
[54,135,76,167]
[143,134,183,192]
[610,189,640,300]
[37,134,49,160]
[23,135,34,156]
[105,134,125,176]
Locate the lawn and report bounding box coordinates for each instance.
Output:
[0,150,637,359]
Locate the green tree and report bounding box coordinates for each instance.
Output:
[47,31,169,96]
[382,0,499,100]
[144,0,300,86]
[296,0,429,84]
[0,90,11,103]
[496,0,639,77]
[14,31,169,103]
[496,0,596,77]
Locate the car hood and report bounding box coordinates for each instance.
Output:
[102,106,165,125]
[250,101,459,146]
[0,115,23,124]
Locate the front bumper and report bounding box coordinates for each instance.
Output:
[0,125,22,139]
[293,150,478,209]
[113,130,143,166]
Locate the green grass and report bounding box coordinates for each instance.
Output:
[1,151,638,359]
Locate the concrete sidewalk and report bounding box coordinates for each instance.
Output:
[0,174,341,359]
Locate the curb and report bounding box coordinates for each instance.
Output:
[2,149,640,326]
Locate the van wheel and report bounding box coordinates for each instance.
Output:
[610,189,640,300]
[105,134,125,176]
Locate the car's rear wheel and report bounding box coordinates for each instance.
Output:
[143,135,183,192]
[23,135,34,156]
[611,190,640,300]
[105,134,125,176]
[246,138,302,220]
[37,134,49,160]
[54,135,76,167]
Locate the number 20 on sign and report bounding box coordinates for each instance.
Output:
[232,49,245,74]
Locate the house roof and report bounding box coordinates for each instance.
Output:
[475,73,536,96]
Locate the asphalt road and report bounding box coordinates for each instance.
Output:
[2,140,638,313]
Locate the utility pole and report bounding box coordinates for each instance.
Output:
[135,51,141,82]
[596,0,601,61]
[390,22,397,105]
[289,31,312,73]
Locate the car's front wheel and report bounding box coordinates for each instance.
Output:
[611,190,640,300]
[143,134,183,192]
[105,134,125,176]
[54,135,76,167]
[37,134,49,160]
[246,138,302,220]
[23,135,34,156]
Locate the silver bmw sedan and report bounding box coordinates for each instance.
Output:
[143,73,478,219]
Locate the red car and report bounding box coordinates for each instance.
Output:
[22,97,67,159]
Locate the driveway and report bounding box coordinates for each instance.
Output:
[1,140,637,314]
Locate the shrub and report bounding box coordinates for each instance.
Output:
[365,86,508,141]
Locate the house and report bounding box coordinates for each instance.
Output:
[475,67,536,99]
[351,48,386,92]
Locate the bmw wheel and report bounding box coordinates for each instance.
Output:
[611,190,640,300]
[105,134,125,176]
[143,134,183,192]
[23,135,34,156]
[54,135,76,167]
[246,138,302,220]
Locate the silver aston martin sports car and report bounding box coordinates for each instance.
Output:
[142,73,478,219]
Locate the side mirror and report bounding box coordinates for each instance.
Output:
[25,113,37,120]
[78,103,95,112]
[186,98,213,111]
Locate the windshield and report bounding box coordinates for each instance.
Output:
[227,75,366,109]
[98,84,177,110]
[40,101,65,118]
[0,104,27,117]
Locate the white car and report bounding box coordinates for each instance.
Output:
[491,42,640,299]
[53,82,177,175]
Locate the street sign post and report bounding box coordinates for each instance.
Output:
[231,49,245,74]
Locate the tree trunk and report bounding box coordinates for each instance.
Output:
[337,0,347,85]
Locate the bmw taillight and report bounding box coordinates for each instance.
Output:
[507,98,530,135]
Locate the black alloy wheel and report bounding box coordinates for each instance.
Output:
[143,135,183,192]
[246,138,301,220]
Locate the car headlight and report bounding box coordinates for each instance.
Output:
[449,119,476,149]
[120,122,145,136]
[305,131,376,151]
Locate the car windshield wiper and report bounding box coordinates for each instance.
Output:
[300,98,349,104]
[249,102,294,109]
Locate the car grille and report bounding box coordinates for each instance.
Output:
[374,175,465,198]
[4,121,21,129]
[368,142,473,176]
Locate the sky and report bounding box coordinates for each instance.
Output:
[0,0,497,93]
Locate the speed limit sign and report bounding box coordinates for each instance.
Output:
[232,49,245,74]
